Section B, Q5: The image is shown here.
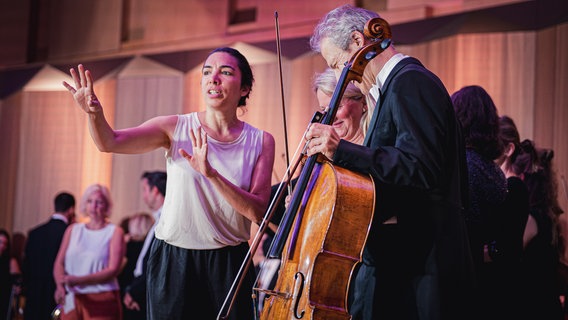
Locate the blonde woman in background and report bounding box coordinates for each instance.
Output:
[313,67,369,143]
[127,213,154,243]
[53,184,125,320]
[118,212,154,301]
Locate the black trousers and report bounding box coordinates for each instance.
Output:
[348,224,440,320]
[146,239,256,320]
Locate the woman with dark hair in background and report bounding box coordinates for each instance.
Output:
[519,140,564,320]
[1,229,22,320]
[451,85,508,320]
[493,115,531,319]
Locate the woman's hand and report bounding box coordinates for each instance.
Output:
[63,275,79,287]
[179,127,218,178]
[54,285,66,304]
[62,64,102,114]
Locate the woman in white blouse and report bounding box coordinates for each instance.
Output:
[53,183,125,320]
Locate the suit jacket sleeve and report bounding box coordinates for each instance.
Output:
[334,61,454,192]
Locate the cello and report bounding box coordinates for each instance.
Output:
[257,17,392,319]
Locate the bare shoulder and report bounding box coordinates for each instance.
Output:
[262,130,275,146]
[262,131,275,155]
[145,114,179,130]
[112,224,125,236]
[261,131,275,160]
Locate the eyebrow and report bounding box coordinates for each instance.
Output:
[329,59,338,69]
[202,65,236,71]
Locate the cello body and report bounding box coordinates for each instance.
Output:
[259,161,375,319]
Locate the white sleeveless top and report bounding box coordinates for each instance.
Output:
[64,223,119,294]
[155,112,264,249]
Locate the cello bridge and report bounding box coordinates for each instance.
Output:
[253,288,291,299]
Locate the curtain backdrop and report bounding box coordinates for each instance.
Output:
[110,73,183,221]
[14,91,85,229]
[1,23,567,235]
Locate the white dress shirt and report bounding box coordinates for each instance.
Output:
[133,207,162,277]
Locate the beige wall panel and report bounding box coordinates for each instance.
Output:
[553,24,568,216]
[534,25,561,148]
[0,93,21,232]
[0,0,29,66]
[48,0,122,60]
[14,91,84,233]
[109,69,183,223]
[233,0,354,32]
[123,0,353,51]
[80,80,115,200]
[534,23,568,216]
[124,0,228,47]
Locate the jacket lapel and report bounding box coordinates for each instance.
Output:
[363,57,422,146]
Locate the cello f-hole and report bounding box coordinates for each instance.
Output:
[293,272,306,319]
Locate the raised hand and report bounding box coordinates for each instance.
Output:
[62,64,102,114]
[178,127,218,178]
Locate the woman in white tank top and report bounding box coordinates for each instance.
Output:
[53,184,125,319]
[62,47,275,319]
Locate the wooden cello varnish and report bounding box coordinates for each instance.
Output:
[259,160,375,319]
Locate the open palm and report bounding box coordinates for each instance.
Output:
[62,64,101,114]
[179,127,217,178]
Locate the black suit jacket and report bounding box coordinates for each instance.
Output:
[124,235,155,320]
[333,57,474,319]
[23,218,67,320]
[125,237,153,304]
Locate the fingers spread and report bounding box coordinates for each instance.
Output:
[70,68,81,89]
[189,128,197,145]
[62,81,76,93]
[79,64,87,88]
[194,127,202,145]
[85,70,94,90]
[178,148,190,159]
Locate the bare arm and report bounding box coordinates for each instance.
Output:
[62,64,176,154]
[64,226,125,286]
[53,225,73,304]
[179,130,276,224]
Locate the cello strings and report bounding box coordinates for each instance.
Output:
[217,123,310,319]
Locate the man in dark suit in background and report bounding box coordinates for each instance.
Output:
[123,171,166,320]
[22,192,75,320]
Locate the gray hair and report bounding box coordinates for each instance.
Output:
[310,4,380,52]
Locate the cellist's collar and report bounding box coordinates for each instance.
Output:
[371,53,408,102]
